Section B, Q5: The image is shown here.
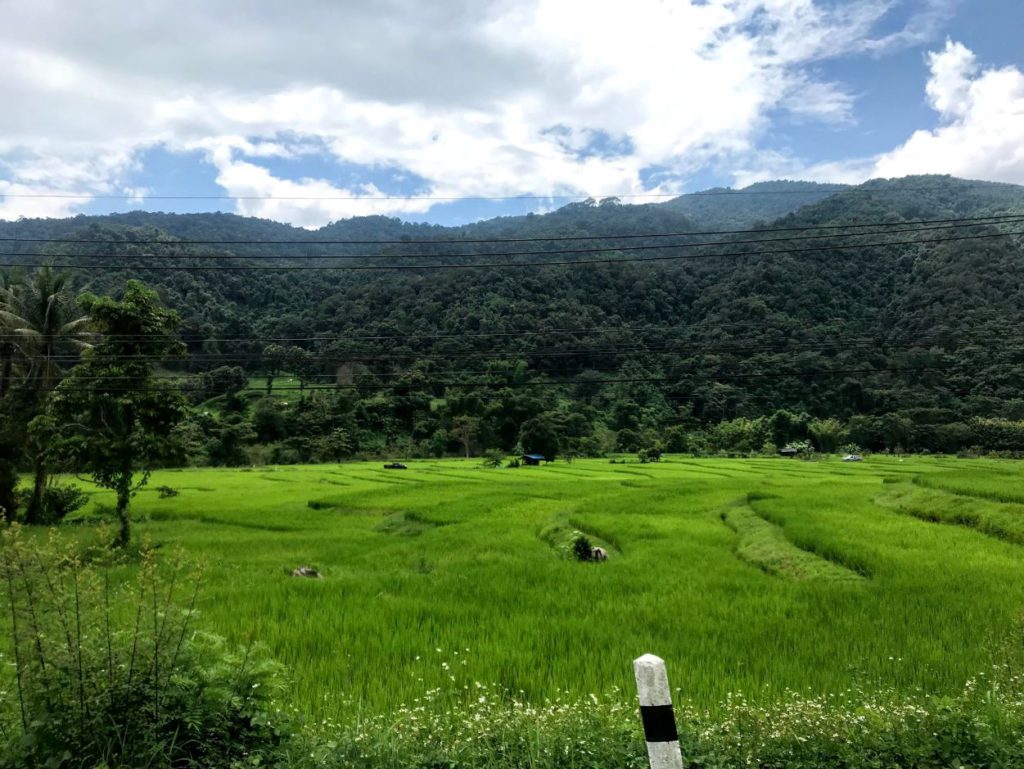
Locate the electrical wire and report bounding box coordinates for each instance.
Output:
[4,213,1022,247]
[0,229,1019,271]
[7,218,1022,262]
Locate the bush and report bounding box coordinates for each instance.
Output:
[637,444,662,463]
[298,678,1024,769]
[39,483,89,524]
[481,449,505,468]
[0,528,293,768]
[572,534,593,562]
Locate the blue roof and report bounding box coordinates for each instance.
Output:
[524,454,546,460]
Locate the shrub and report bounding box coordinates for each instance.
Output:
[0,527,293,768]
[39,483,89,524]
[299,678,1024,769]
[481,449,505,468]
[638,444,662,463]
[156,485,180,498]
[572,534,593,562]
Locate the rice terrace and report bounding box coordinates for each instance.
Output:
[49,455,1024,720]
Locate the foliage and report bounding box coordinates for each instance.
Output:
[572,533,594,561]
[480,448,505,468]
[0,266,90,524]
[809,417,849,453]
[38,482,89,524]
[46,281,188,546]
[3,177,1022,463]
[294,676,1024,769]
[0,527,292,769]
[638,443,663,463]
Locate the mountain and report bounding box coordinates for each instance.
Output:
[1,175,1023,457]
[660,180,848,229]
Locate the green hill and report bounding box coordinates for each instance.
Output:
[2,174,1023,457]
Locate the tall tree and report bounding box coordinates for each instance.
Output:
[0,269,22,399]
[48,281,186,547]
[0,267,91,523]
[450,415,481,458]
[0,270,24,522]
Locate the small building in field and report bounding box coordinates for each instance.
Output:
[779,446,800,458]
[522,454,546,466]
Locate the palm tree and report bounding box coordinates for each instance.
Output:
[0,269,23,523]
[0,266,92,523]
[0,269,22,398]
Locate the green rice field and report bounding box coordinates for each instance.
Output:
[55,456,1024,719]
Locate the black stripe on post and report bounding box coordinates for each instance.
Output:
[640,704,678,743]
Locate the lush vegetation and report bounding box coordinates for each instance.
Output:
[4,456,1024,766]
[0,529,289,768]
[2,174,1024,765]
[1,175,1023,472]
[9,456,1021,717]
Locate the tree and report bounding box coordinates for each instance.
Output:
[318,427,354,462]
[262,344,287,395]
[196,365,247,401]
[518,413,562,459]
[48,282,187,547]
[809,418,849,454]
[0,393,27,523]
[0,267,91,523]
[638,443,663,463]
[450,415,481,458]
[0,269,21,399]
[285,346,317,393]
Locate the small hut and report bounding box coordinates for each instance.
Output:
[522,453,546,466]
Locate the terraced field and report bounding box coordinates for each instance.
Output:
[56,455,1024,719]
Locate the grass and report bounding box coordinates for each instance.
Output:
[720,495,864,582]
[879,482,1024,545]
[27,455,1024,722]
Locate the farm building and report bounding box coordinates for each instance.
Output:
[522,454,546,466]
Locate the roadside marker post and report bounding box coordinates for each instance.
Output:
[634,653,684,769]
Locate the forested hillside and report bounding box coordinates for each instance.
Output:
[2,174,1023,463]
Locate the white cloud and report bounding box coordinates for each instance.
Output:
[209,156,436,227]
[872,40,1024,182]
[736,39,1024,189]
[0,0,973,226]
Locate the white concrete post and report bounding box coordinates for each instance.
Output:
[634,654,684,769]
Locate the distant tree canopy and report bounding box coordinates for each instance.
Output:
[0,175,1021,468]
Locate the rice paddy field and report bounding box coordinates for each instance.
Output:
[56,456,1024,720]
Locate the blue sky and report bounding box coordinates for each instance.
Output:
[1,0,1023,228]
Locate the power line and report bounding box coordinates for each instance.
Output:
[17,332,1016,381]
[0,229,1019,272]
[5,213,1023,247]
[0,318,866,343]
[8,218,1021,262]
[33,364,999,394]
[29,332,1008,366]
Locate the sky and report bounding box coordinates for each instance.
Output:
[1,0,1022,228]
